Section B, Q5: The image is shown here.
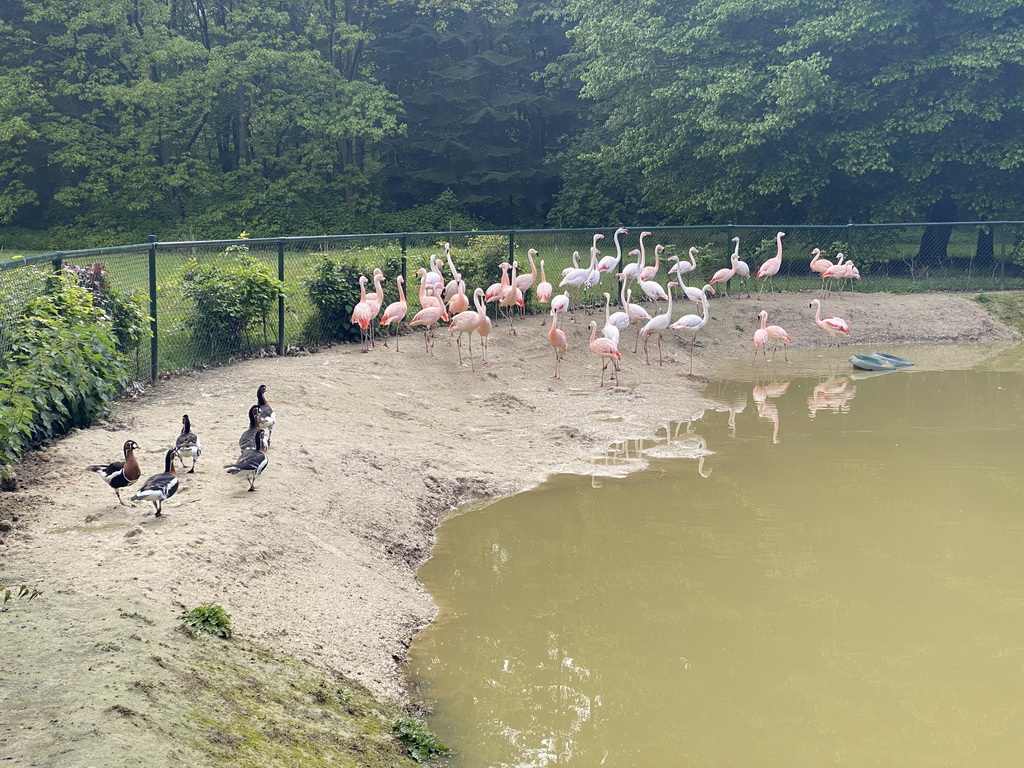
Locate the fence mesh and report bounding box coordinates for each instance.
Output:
[3,222,1024,381]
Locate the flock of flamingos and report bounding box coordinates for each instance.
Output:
[350,228,857,385]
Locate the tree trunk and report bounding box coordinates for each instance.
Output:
[916,193,956,263]
[975,226,995,268]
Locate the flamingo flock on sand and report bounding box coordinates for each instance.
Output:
[345,233,859,387]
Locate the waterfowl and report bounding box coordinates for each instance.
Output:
[225,429,269,492]
[173,414,202,473]
[130,448,179,516]
[239,404,262,452]
[87,440,141,506]
[255,384,275,447]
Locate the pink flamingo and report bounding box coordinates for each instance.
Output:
[754,310,770,363]
[670,284,712,373]
[499,260,523,335]
[756,231,785,299]
[514,248,539,314]
[364,269,385,347]
[446,278,470,316]
[617,248,643,283]
[809,298,850,353]
[448,287,485,371]
[668,246,699,280]
[485,262,511,310]
[709,240,737,297]
[474,288,493,366]
[535,259,552,305]
[597,227,628,277]
[763,309,793,362]
[604,290,629,346]
[622,286,652,353]
[674,278,715,304]
[379,274,408,350]
[640,277,675,366]
[731,241,752,298]
[408,285,446,357]
[639,242,663,283]
[548,304,568,379]
[350,275,373,352]
[588,320,621,387]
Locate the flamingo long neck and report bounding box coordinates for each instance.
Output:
[613,228,625,261]
[638,234,648,271]
[810,249,820,268]
[689,248,698,267]
[539,260,547,284]
[359,277,367,301]
[732,239,740,259]
[527,251,537,279]
[775,233,784,262]
[604,293,611,322]
[397,276,406,303]
[759,312,767,330]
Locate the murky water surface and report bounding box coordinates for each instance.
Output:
[409,370,1024,767]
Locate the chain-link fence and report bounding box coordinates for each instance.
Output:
[3,221,1024,381]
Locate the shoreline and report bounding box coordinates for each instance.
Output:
[1,290,1019,764]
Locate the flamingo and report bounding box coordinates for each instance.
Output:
[668,246,698,280]
[639,278,675,366]
[474,288,493,366]
[499,260,523,335]
[442,242,460,300]
[709,242,737,298]
[597,227,628,277]
[821,252,846,296]
[548,304,568,379]
[408,285,446,357]
[809,298,850,353]
[379,274,408,350]
[350,275,374,352]
[756,231,785,299]
[588,320,621,387]
[485,261,511,310]
[601,291,624,346]
[809,247,831,276]
[754,310,770,363]
[446,277,470,316]
[366,268,386,347]
[623,286,652,352]
[637,275,670,305]
[559,251,589,315]
[536,259,552,305]
[639,242,664,283]
[675,279,715,304]
[448,288,485,371]
[514,248,538,314]
[762,309,792,362]
[617,248,643,283]
[731,242,752,298]
[670,284,712,373]
[422,254,444,296]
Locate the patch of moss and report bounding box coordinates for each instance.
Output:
[977,290,1024,335]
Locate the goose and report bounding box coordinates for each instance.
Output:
[87,440,141,506]
[173,414,202,473]
[256,384,275,447]
[225,429,269,492]
[239,404,261,452]
[130,448,179,516]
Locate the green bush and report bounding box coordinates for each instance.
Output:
[303,254,365,344]
[0,273,130,463]
[181,603,233,639]
[392,715,450,763]
[179,244,284,357]
[63,262,151,355]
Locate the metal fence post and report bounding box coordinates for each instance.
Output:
[147,235,158,381]
[509,231,516,266]
[401,234,408,285]
[999,223,1006,291]
[277,241,285,355]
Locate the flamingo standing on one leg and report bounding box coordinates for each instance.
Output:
[588,320,621,387]
[809,298,850,354]
[756,231,785,299]
[408,286,446,357]
[670,284,712,374]
[379,274,408,350]
[548,304,568,379]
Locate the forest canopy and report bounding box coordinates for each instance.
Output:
[2,0,1023,246]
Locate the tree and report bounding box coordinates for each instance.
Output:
[552,0,1024,237]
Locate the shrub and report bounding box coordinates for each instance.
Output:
[181,603,233,639]
[303,254,364,344]
[0,273,130,463]
[179,245,284,357]
[63,262,151,355]
[392,715,450,763]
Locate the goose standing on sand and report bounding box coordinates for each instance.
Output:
[239,404,262,452]
[87,440,141,506]
[173,414,202,474]
[256,384,276,447]
[130,448,179,516]
[225,429,269,492]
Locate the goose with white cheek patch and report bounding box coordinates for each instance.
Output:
[173,414,202,473]
[255,385,276,448]
[239,403,262,452]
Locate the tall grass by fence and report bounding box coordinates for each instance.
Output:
[2,221,1023,381]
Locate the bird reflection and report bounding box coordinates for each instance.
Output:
[711,394,748,437]
[807,377,856,418]
[753,380,790,444]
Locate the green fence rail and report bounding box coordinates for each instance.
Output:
[2,221,1024,381]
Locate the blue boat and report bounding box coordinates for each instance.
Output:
[849,352,914,371]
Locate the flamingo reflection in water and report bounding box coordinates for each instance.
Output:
[753,380,790,444]
[807,377,856,418]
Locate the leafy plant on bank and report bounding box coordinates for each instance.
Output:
[178,240,285,357]
[0,272,131,463]
[1,582,42,605]
[63,262,151,354]
[303,254,365,344]
[181,603,233,639]
[392,715,450,763]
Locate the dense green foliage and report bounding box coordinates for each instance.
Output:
[0,273,131,463]
[177,242,285,355]
[181,603,234,639]
[304,255,366,344]
[4,0,1024,246]
[391,716,450,763]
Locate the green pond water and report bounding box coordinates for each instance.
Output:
[408,369,1024,767]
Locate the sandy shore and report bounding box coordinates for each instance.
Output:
[1,290,1019,763]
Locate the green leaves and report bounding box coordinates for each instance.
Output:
[392,715,450,763]
[180,603,233,638]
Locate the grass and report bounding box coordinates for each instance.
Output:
[975,290,1024,334]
